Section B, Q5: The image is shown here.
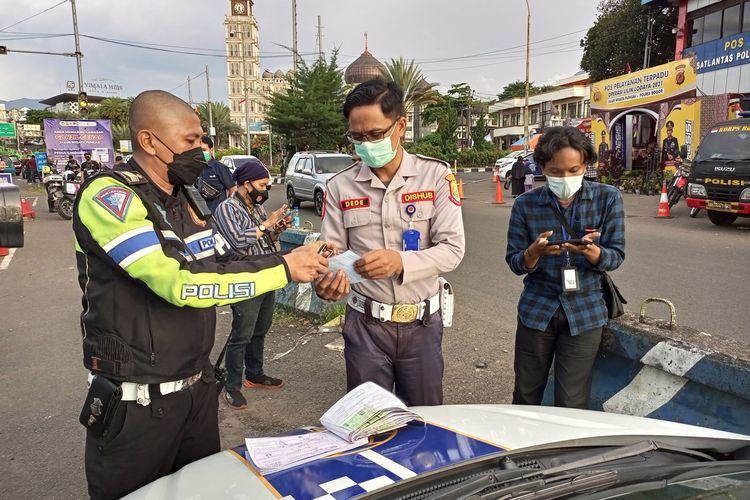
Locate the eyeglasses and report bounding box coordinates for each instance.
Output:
[345,120,398,145]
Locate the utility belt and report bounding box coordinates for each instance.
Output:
[79,371,202,439]
[348,279,454,326]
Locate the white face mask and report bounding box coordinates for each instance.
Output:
[547,174,584,200]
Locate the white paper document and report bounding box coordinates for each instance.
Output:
[328,250,366,284]
[245,431,367,475]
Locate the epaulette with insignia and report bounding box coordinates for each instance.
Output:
[111,169,147,186]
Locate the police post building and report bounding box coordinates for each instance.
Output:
[590,0,750,173]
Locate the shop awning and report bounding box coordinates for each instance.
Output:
[510,133,542,151]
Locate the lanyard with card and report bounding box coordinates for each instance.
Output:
[552,198,579,293]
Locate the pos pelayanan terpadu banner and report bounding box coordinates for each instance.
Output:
[590,58,697,112]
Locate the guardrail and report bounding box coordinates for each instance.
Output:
[543,301,750,435]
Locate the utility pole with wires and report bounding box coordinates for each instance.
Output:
[206,65,214,140]
[291,0,299,71]
[316,16,323,61]
[70,0,85,95]
[523,0,531,154]
[187,76,193,106]
[642,9,655,69]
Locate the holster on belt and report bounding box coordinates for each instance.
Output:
[79,374,124,438]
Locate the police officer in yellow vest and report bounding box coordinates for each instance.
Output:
[73,90,331,499]
[316,79,465,406]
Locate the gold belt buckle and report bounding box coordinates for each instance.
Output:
[391,304,419,323]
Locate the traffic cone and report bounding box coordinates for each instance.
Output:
[21,198,36,220]
[493,177,506,204]
[458,178,465,199]
[655,181,673,219]
[0,247,8,257]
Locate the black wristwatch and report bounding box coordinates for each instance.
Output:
[258,224,272,236]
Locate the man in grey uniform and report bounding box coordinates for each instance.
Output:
[316,78,465,406]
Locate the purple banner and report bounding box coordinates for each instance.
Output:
[43,119,114,169]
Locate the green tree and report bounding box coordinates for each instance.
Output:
[471,113,493,150]
[581,0,677,81]
[496,80,556,100]
[196,102,242,149]
[265,53,347,152]
[23,109,56,125]
[380,57,439,139]
[94,97,130,126]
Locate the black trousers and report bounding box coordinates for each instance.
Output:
[512,308,603,409]
[342,306,444,407]
[85,377,220,500]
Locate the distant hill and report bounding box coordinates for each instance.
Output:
[0,98,46,110]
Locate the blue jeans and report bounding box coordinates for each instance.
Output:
[225,292,275,392]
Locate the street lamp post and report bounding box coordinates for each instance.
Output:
[524,0,531,154]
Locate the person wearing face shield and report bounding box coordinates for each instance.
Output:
[71,90,332,500]
[505,126,625,409]
[197,135,236,213]
[212,159,292,409]
[315,78,466,407]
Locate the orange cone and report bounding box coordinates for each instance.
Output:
[458,178,465,199]
[493,177,506,204]
[21,198,36,220]
[0,247,8,257]
[655,181,673,218]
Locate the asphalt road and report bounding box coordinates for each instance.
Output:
[1,175,748,498]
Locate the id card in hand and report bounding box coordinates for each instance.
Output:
[561,266,579,293]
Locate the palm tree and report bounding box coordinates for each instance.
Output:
[96,97,130,126]
[196,102,242,149]
[380,58,439,140]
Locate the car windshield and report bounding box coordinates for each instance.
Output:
[316,156,353,174]
[694,125,750,161]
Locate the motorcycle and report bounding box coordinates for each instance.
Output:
[42,170,64,213]
[56,170,82,220]
[667,158,690,209]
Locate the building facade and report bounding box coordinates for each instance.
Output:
[224,0,289,148]
[489,72,591,150]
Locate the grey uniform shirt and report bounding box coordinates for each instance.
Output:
[321,150,466,304]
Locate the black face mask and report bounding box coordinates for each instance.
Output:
[249,186,269,205]
[151,132,206,187]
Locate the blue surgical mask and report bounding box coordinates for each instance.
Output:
[354,128,398,168]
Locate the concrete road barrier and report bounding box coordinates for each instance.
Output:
[276,229,342,316]
[543,306,750,434]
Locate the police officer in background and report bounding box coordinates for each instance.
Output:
[316,78,465,406]
[662,120,680,163]
[73,90,331,500]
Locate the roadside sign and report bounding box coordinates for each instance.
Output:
[34,152,47,172]
[209,126,216,136]
[0,122,16,137]
[0,173,12,184]
[119,140,132,153]
[20,124,41,132]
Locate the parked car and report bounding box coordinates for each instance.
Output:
[496,151,544,181]
[493,150,525,175]
[285,151,354,215]
[123,404,750,500]
[219,154,259,175]
[0,155,21,176]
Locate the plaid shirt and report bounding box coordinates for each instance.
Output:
[505,181,625,335]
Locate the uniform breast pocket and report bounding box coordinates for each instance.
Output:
[343,210,372,247]
[399,203,434,248]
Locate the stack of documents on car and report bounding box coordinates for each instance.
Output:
[244,382,421,474]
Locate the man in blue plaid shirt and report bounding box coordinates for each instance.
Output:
[506,126,625,409]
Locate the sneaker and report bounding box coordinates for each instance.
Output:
[243,374,283,389]
[223,390,247,410]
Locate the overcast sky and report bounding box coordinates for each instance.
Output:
[0,0,599,104]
